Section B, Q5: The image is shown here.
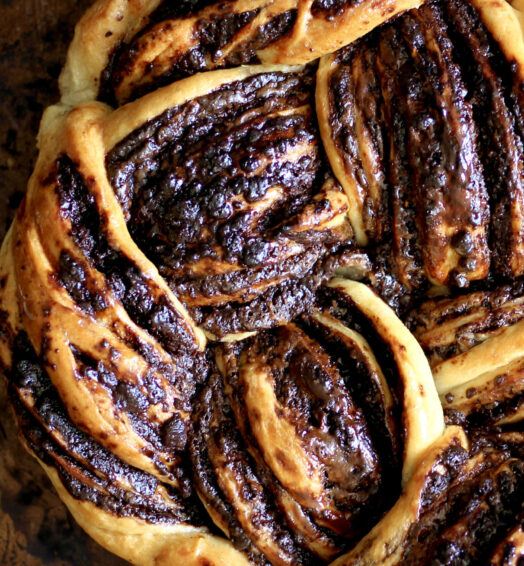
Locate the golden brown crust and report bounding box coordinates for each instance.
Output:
[327,279,445,484]
[59,0,426,106]
[330,426,469,566]
[1,0,524,564]
[37,458,252,566]
[470,0,524,82]
[59,0,163,106]
[316,55,369,247]
[1,98,206,485]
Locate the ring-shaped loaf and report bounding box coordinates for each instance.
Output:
[0,0,523,564]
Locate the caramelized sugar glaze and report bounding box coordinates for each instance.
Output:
[0,0,523,564]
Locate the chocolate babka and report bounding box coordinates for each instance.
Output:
[0,0,523,564]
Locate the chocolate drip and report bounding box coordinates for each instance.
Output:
[58,250,108,315]
[350,41,389,242]
[301,314,400,486]
[192,274,318,337]
[225,11,297,67]
[106,71,318,234]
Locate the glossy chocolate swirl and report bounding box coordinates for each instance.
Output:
[190,280,444,565]
[0,151,206,489]
[67,0,424,105]
[104,66,354,339]
[332,427,524,566]
[408,283,524,427]
[8,331,199,525]
[0,0,523,564]
[106,69,351,342]
[318,0,524,293]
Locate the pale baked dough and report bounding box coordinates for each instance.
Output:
[1,0,523,564]
[59,0,426,106]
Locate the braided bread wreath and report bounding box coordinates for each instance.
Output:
[1,0,524,564]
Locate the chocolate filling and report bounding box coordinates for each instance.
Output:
[55,155,201,364]
[7,331,201,520]
[101,3,299,103]
[110,9,261,101]
[324,0,524,298]
[105,69,353,336]
[443,0,524,278]
[191,371,310,566]
[408,280,524,363]
[2,0,524,562]
[403,451,524,565]
[190,309,403,563]
[149,0,218,21]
